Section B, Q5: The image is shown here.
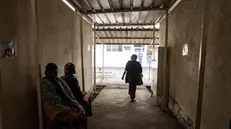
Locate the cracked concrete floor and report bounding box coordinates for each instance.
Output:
[88,88,184,129]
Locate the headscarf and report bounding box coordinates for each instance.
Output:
[64,62,75,75]
[131,54,138,61]
[45,63,58,76]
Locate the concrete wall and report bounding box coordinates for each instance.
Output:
[161,0,203,128]
[37,0,75,76]
[37,0,93,90]
[162,0,231,128]
[0,0,39,129]
[0,0,93,128]
[201,0,231,128]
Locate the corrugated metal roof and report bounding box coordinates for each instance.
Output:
[90,10,165,25]
[71,0,170,44]
[95,30,160,44]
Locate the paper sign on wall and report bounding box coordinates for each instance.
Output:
[88,45,91,51]
[0,40,17,58]
[182,44,188,56]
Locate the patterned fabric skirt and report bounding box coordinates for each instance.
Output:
[49,107,87,129]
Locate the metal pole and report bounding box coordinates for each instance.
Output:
[149,61,151,81]
[93,24,96,91]
[195,0,211,128]
[101,43,105,88]
[102,43,105,79]
[80,15,85,92]
[153,23,156,60]
[37,64,43,129]
[0,68,3,129]
[32,0,43,128]
[152,23,156,83]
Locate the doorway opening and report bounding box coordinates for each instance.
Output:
[94,44,159,96]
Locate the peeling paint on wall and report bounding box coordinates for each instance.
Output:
[169,96,194,129]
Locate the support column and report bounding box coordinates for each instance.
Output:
[153,23,156,54]
[80,15,85,92]
[0,68,3,129]
[195,0,211,128]
[102,43,104,81]
[93,24,96,90]
[162,10,169,110]
[152,23,156,82]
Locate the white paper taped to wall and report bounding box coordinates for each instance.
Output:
[182,44,188,56]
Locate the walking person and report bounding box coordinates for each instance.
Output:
[122,54,143,102]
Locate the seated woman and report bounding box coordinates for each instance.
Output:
[41,63,87,129]
[61,62,92,117]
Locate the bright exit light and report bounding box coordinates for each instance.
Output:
[155,23,160,29]
[62,0,75,12]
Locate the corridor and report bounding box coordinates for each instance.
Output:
[1,0,231,128]
[88,89,184,129]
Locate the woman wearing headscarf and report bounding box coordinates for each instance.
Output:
[61,62,92,117]
[41,63,87,129]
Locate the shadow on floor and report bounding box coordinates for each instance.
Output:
[88,88,184,129]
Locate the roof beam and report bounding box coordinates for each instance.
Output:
[137,12,141,23]
[104,14,112,24]
[95,23,154,26]
[141,0,145,9]
[96,0,104,11]
[119,0,125,24]
[143,11,150,23]
[94,28,159,31]
[96,14,105,24]
[151,0,156,8]
[107,0,117,24]
[129,0,133,24]
[142,30,149,43]
[98,37,159,39]
[130,0,134,10]
[95,43,159,45]
[96,35,104,44]
[68,0,94,24]
[69,0,84,13]
[120,0,123,9]
[83,0,94,11]
[71,0,88,13]
[122,13,125,24]
[108,0,114,11]
[85,7,167,14]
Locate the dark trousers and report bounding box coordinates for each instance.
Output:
[129,83,137,100]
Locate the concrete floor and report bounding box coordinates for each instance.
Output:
[88,89,184,129]
[96,67,157,86]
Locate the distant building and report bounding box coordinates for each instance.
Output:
[95,44,158,68]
